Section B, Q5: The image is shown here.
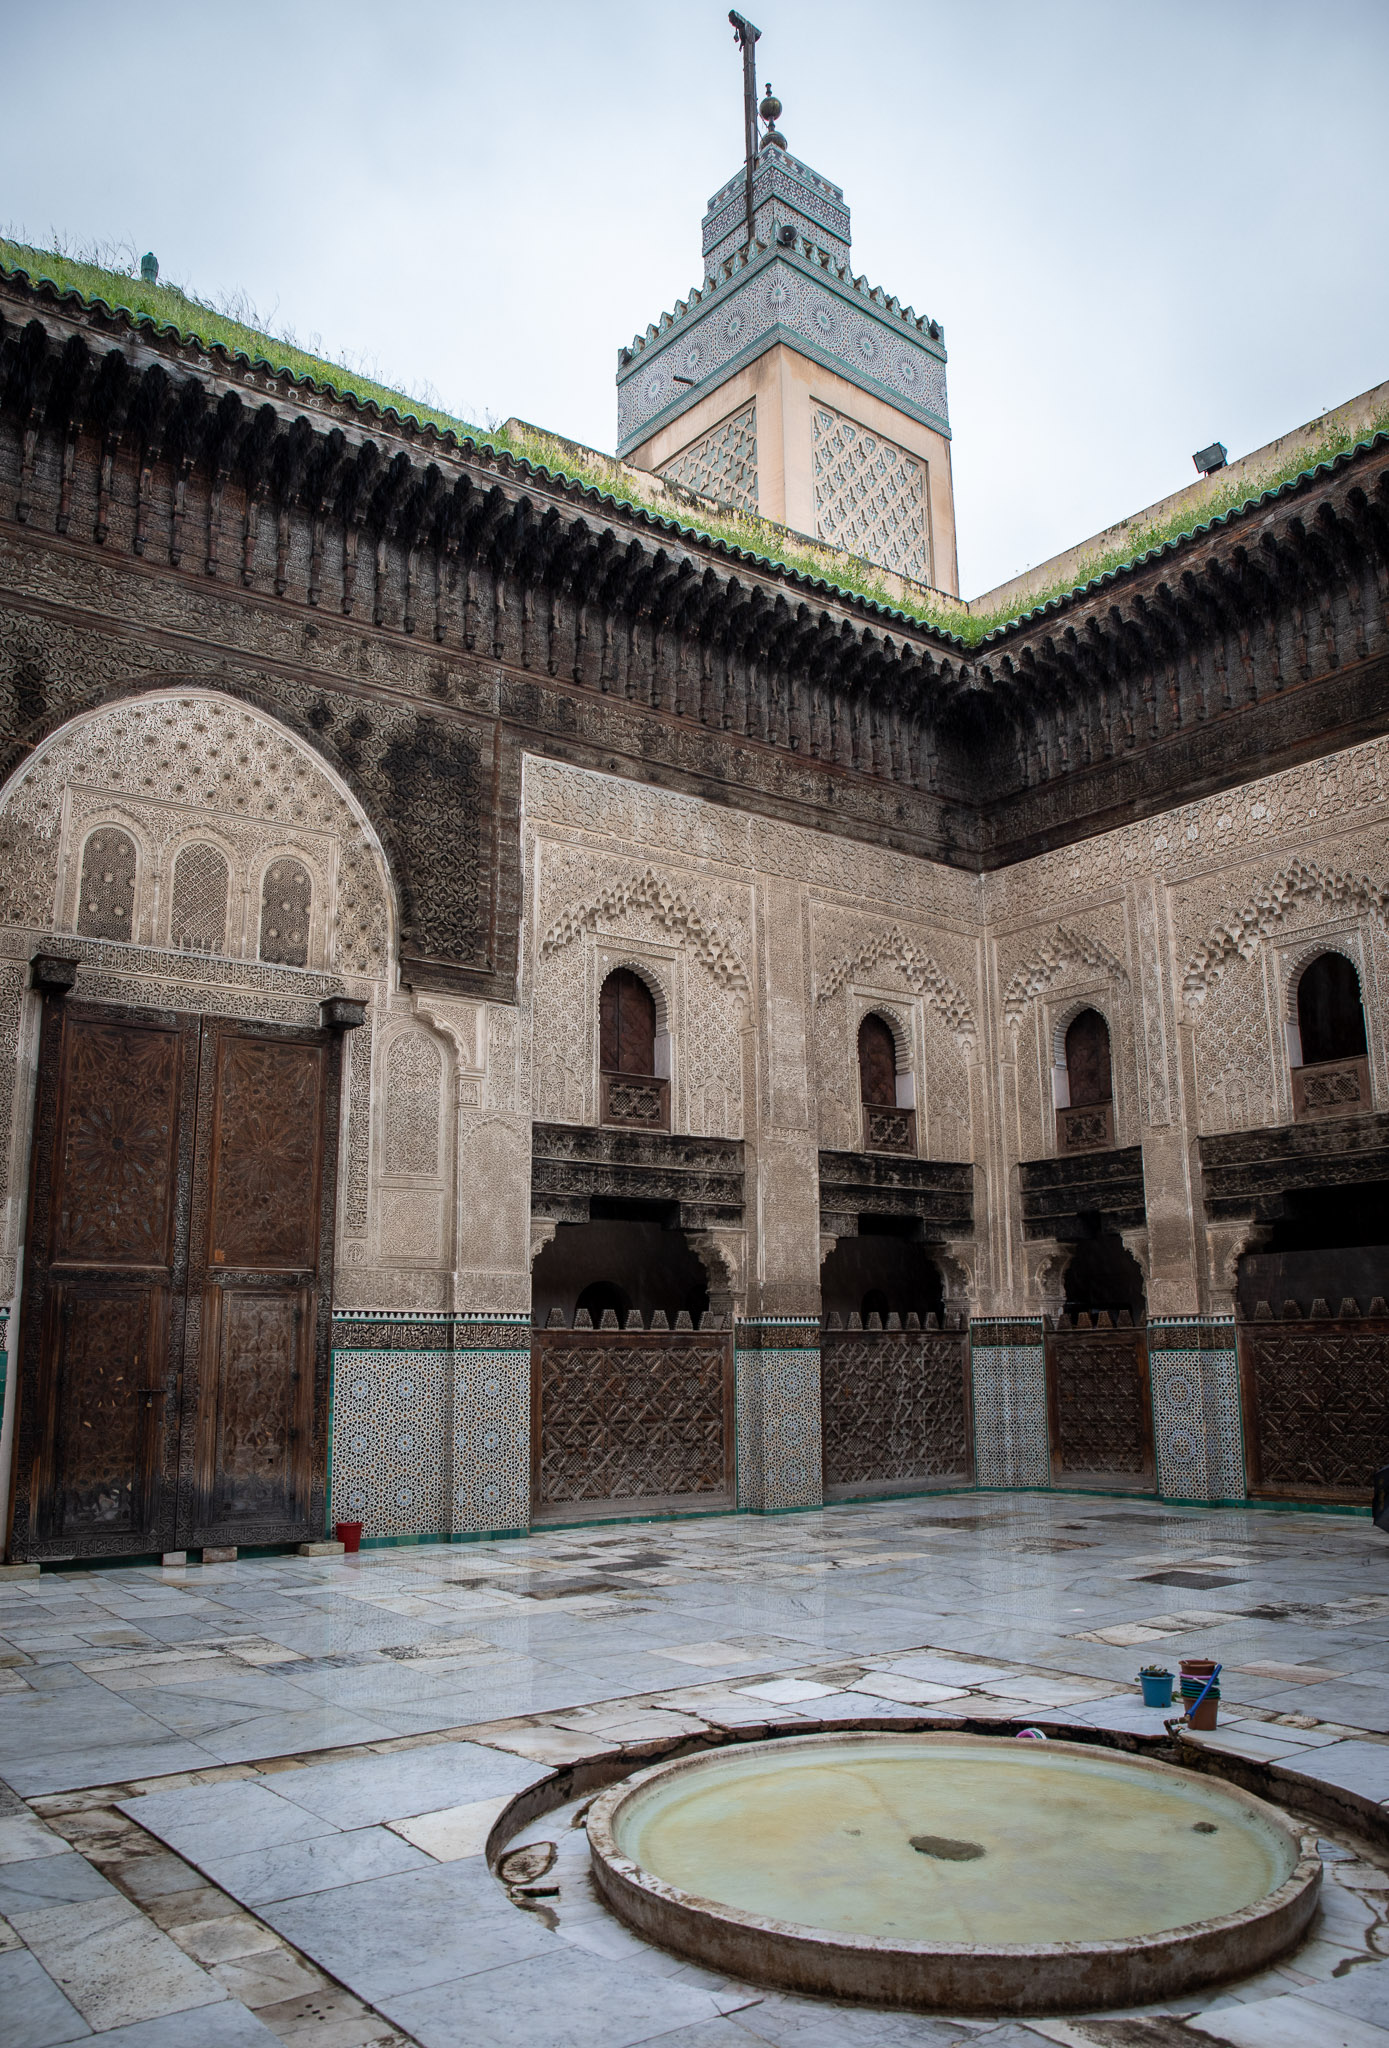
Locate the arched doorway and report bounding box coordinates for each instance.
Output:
[530,1220,730,1522]
[1,691,393,1562]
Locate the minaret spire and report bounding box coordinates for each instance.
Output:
[728,12,761,250]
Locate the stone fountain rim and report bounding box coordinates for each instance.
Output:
[584,1727,1323,2015]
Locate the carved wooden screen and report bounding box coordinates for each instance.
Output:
[532,1326,733,1514]
[821,1324,972,1499]
[1044,1316,1154,1488]
[13,1001,341,1562]
[1240,1310,1389,1505]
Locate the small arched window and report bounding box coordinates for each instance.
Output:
[600,968,657,1077]
[1297,953,1367,1065]
[599,969,668,1129]
[1056,1008,1114,1153]
[259,858,312,967]
[76,827,138,941]
[1065,1009,1113,1107]
[170,843,229,954]
[857,1014,898,1107]
[857,1013,915,1153]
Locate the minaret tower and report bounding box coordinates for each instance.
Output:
[617,30,957,596]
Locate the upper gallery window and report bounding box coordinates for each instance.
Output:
[259,858,312,967]
[599,968,669,1130]
[1056,1007,1114,1154]
[170,843,230,954]
[1290,951,1371,1122]
[858,1012,915,1154]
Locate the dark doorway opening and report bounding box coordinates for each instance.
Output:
[820,1234,945,1323]
[1237,1180,1389,1315]
[1061,1225,1145,1320]
[532,1219,711,1326]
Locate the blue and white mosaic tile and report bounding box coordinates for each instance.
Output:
[969,1321,1050,1488]
[1149,1319,1244,1503]
[735,1320,823,1512]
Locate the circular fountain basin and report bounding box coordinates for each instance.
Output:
[586,1732,1320,2014]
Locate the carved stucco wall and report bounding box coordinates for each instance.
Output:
[983,736,1389,1315]
[521,734,1389,1323]
[521,754,982,1315]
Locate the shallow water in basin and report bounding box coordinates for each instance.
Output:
[614,1739,1296,1945]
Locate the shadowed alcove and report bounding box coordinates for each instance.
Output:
[532,1219,711,1326]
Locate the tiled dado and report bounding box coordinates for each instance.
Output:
[1147,1317,1245,1503]
[330,1314,531,1541]
[969,1319,1050,1489]
[735,1319,823,1513]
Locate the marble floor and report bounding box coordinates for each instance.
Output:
[2,1491,1388,2047]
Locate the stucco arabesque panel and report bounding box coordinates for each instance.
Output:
[529,844,752,1140]
[808,901,979,1160]
[0,692,395,1303]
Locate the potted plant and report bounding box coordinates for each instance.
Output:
[1139,1665,1173,1707]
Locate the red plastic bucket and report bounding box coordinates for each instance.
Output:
[334,1521,364,1554]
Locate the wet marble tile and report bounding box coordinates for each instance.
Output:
[0,1946,93,2047]
[10,1893,225,2029]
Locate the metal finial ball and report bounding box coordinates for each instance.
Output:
[759,83,782,123]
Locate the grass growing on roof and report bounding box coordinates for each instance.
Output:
[968,405,1389,641]
[0,234,485,442]
[4,236,1385,648]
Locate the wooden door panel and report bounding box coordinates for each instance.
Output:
[197,1285,311,1531]
[208,1035,325,1269]
[39,1285,167,1541]
[53,1018,183,1266]
[12,1000,196,1562]
[179,1018,337,1547]
[1045,1322,1155,1488]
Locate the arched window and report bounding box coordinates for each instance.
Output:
[258,858,312,967]
[599,969,668,1129]
[600,969,657,1075]
[1291,951,1371,1121]
[1065,1009,1112,1107]
[170,843,229,954]
[76,827,137,941]
[1297,953,1367,1065]
[1056,1008,1114,1153]
[857,1013,915,1153]
[857,1014,898,1107]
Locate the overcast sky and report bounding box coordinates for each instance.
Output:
[3,0,1387,596]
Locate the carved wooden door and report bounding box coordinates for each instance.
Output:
[178,1020,335,1549]
[1044,1317,1155,1489]
[12,1000,199,1560]
[13,1003,340,1561]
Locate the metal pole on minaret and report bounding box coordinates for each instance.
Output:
[729,11,761,251]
